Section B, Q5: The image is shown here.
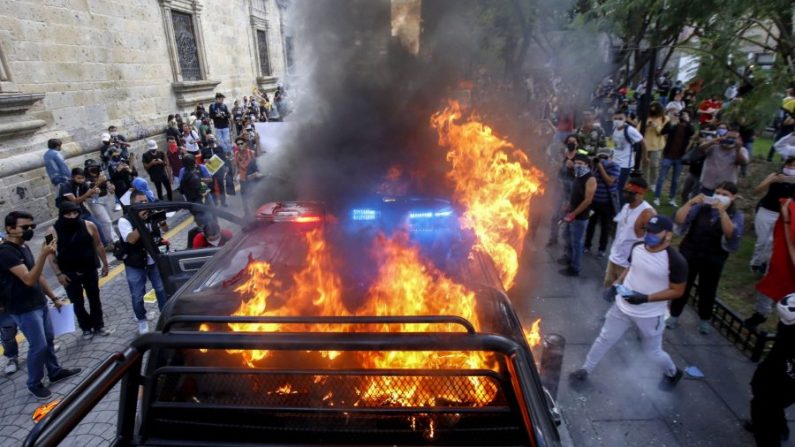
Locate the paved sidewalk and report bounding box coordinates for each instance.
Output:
[510,239,780,447]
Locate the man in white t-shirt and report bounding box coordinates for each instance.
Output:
[604,177,655,288]
[571,215,688,390]
[611,111,646,196]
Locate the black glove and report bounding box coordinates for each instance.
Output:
[602,285,617,303]
[624,292,649,305]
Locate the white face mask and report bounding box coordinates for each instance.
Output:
[207,236,221,247]
[714,194,732,207]
[613,119,625,128]
[784,167,795,176]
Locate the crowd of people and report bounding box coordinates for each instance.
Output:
[550,78,795,445]
[0,87,282,399]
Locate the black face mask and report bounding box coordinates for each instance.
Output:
[59,216,80,231]
[22,229,34,241]
[566,142,577,152]
[622,191,636,203]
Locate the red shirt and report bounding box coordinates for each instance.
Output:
[756,201,795,302]
[192,229,234,249]
[698,99,722,125]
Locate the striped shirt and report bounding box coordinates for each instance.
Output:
[593,160,620,204]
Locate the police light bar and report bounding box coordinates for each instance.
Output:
[351,209,379,221]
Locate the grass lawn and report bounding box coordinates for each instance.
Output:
[647,136,783,332]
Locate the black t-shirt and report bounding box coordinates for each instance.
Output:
[142,150,168,180]
[759,181,795,212]
[0,242,47,314]
[56,180,91,214]
[209,103,230,129]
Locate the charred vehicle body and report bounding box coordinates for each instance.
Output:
[26,197,566,447]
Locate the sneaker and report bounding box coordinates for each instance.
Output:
[699,320,711,335]
[660,368,684,391]
[665,316,679,329]
[137,320,149,335]
[4,358,18,375]
[28,384,53,400]
[53,343,61,353]
[95,327,115,336]
[114,203,122,211]
[558,267,580,277]
[668,199,678,207]
[653,198,661,206]
[82,330,94,340]
[569,368,588,381]
[49,368,82,384]
[744,313,767,331]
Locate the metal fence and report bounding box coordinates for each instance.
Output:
[693,293,776,362]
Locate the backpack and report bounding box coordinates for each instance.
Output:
[623,125,643,172]
[111,225,128,262]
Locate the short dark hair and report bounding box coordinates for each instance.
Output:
[716,181,738,195]
[48,139,62,149]
[203,221,220,237]
[130,190,148,202]
[5,211,34,229]
[71,167,84,177]
[108,125,117,131]
[627,177,648,190]
[785,156,795,166]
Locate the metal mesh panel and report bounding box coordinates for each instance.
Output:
[154,371,506,409]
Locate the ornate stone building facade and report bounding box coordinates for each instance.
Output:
[0,0,287,221]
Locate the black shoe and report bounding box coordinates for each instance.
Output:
[556,256,571,266]
[28,384,53,400]
[659,368,684,391]
[49,368,82,384]
[558,267,579,277]
[744,313,767,331]
[569,368,588,381]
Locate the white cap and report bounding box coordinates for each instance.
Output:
[146,140,157,151]
[778,294,795,325]
[101,133,111,142]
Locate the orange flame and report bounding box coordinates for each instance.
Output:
[431,101,544,289]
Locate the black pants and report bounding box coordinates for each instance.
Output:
[64,269,103,331]
[151,176,173,201]
[213,167,228,206]
[670,253,726,320]
[585,201,614,252]
[750,361,795,446]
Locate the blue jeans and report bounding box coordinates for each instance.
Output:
[215,127,231,154]
[125,264,168,321]
[617,168,631,204]
[567,219,588,273]
[654,158,683,200]
[0,311,18,359]
[10,306,62,388]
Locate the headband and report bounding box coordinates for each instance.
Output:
[625,183,647,194]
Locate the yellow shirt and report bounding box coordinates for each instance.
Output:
[644,116,667,151]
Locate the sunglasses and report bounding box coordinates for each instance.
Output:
[18,224,36,230]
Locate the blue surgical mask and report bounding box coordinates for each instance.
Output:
[717,128,728,136]
[644,233,663,247]
[574,165,591,177]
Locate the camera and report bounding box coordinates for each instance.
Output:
[700,130,716,139]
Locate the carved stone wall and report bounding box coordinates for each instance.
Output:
[0,0,286,222]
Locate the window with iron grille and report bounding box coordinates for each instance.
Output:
[256,30,272,76]
[171,11,202,81]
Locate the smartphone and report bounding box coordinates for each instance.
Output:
[44,234,54,245]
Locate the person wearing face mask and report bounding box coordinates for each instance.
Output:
[603,177,656,289]
[56,167,110,247]
[192,221,234,249]
[0,211,81,399]
[165,136,184,182]
[655,110,696,207]
[610,111,646,195]
[670,182,745,333]
[558,154,597,277]
[118,192,169,335]
[141,140,172,201]
[84,159,115,248]
[748,157,795,276]
[45,202,111,340]
[575,111,607,156]
[697,123,749,196]
[571,215,687,389]
[584,148,620,258]
[106,125,130,159]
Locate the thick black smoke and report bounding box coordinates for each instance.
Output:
[257,0,481,209]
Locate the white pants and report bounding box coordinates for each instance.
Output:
[750,208,780,267]
[582,304,677,377]
[88,198,114,244]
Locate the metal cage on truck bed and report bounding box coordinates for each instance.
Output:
[24,315,563,447]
